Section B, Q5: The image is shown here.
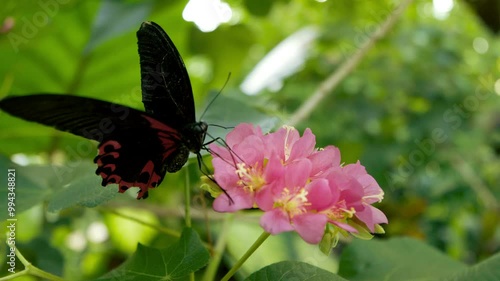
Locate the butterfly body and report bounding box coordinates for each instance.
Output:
[0,21,207,199]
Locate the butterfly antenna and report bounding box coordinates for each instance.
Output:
[208,123,234,130]
[200,72,232,120]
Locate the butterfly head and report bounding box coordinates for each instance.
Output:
[183,121,208,153]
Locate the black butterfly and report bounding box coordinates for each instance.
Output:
[0,21,208,199]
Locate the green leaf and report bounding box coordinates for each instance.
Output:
[243,0,274,17]
[0,155,117,220]
[203,92,279,141]
[444,252,500,281]
[338,237,467,281]
[85,0,153,53]
[245,261,347,281]
[96,227,210,281]
[0,155,53,221]
[21,236,65,276]
[47,161,117,212]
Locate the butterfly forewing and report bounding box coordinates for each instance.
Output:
[0,94,151,141]
[137,21,196,128]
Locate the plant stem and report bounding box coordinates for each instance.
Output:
[185,167,192,228]
[221,231,271,281]
[202,214,233,281]
[101,208,181,238]
[450,152,499,210]
[0,248,64,281]
[184,168,195,281]
[29,265,65,281]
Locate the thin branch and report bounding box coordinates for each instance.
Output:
[449,153,499,211]
[287,0,414,127]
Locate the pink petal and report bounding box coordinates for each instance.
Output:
[327,170,356,193]
[285,159,312,188]
[327,171,364,208]
[226,123,262,147]
[357,174,384,204]
[305,178,334,210]
[212,158,239,189]
[260,209,294,234]
[342,161,367,178]
[341,191,364,212]
[309,146,341,176]
[289,128,316,160]
[213,189,254,212]
[255,184,274,211]
[209,142,233,160]
[233,135,265,165]
[255,178,287,211]
[263,127,287,159]
[356,205,388,232]
[283,127,300,150]
[263,154,285,183]
[292,213,328,244]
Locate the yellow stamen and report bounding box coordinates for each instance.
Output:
[235,162,266,193]
[274,187,311,219]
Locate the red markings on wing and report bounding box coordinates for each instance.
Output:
[113,160,162,199]
[93,115,184,199]
[142,115,182,161]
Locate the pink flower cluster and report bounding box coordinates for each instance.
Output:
[209,124,388,244]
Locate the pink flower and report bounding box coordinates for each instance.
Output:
[342,162,388,232]
[208,123,388,246]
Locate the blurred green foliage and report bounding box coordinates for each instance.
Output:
[0,0,499,280]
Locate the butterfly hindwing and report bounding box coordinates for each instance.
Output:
[137,21,196,128]
[94,121,188,199]
[0,94,186,199]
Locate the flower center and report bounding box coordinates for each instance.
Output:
[235,162,266,193]
[324,200,355,222]
[274,187,311,219]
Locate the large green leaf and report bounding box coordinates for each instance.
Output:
[203,92,279,141]
[338,237,467,281]
[445,252,500,281]
[96,227,210,281]
[46,161,118,212]
[85,0,152,53]
[245,261,346,281]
